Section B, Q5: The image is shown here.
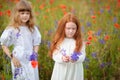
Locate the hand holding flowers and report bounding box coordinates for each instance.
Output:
[29,51,38,68]
[62,55,70,62]
[61,49,81,63]
[70,52,81,62]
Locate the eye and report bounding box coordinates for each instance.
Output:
[72,28,76,30]
[20,12,25,15]
[26,12,30,15]
[66,27,71,30]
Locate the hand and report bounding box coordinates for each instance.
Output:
[69,57,77,63]
[62,55,70,62]
[70,58,76,63]
[11,56,21,68]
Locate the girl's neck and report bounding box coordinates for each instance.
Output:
[20,23,27,26]
[65,37,74,39]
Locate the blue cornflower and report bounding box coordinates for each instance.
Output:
[29,51,38,61]
[71,52,81,61]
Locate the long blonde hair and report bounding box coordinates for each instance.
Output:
[8,0,35,32]
[49,13,83,57]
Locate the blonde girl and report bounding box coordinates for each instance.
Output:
[0,0,41,80]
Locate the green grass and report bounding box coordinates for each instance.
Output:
[0,0,120,80]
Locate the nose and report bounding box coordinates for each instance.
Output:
[23,14,27,16]
[69,29,73,33]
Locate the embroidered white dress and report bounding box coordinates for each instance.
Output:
[51,38,86,80]
[0,26,41,80]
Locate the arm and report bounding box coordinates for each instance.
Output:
[53,49,67,63]
[33,45,39,53]
[2,45,12,59]
[2,45,21,67]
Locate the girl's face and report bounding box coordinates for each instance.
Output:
[65,22,77,38]
[19,11,30,24]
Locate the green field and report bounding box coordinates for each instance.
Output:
[0,0,120,80]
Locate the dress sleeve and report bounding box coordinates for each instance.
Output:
[76,42,86,63]
[52,46,67,63]
[0,28,14,47]
[33,26,41,46]
[52,49,64,63]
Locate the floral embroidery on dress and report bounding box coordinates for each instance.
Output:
[60,48,66,56]
[16,32,21,39]
[13,66,32,80]
[14,67,25,80]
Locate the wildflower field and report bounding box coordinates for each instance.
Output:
[0,0,120,80]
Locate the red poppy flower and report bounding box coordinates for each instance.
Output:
[114,23,120,29]
[86,41,91,45]
[0,12,3,16]
[106,6,110,11]
[39,4,45,10]
[59,4,67,10]
[31,60,38,68]
[118,0,120,7]
[87,30,93,36]
[6,10,11,16]
[14,0,20,3]
[87,36,93,41]
[91,15,96,19]
[50,0,54,4]
[104,35,110,40]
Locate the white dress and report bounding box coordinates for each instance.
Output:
[51,38,86,80]
[0,26,41,80]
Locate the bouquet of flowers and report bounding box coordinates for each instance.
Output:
[29,51,38,68]
[71,52,81,61]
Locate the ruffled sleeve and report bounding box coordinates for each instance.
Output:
[52,49,64,63]
[32,26,41,46]
[0,28,15,47]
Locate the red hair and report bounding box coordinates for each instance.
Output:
[49,13,83,57]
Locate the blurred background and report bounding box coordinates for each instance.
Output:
[0,0,120,80]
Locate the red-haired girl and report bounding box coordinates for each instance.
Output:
[49,13,86,80]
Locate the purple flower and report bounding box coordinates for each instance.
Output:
[86,22,91,27]
[29,51,38,61]
[85,64,89,69]
[47,41,51,48]
[81,26,85,33]
[99,39,105,44]
[100,8,104,14]
[60,49,66,56]
[14,67,23,79]
[84,57,90,63]
[113,17,117,23]
[100,63,105,68]
[91,52,97,59]
[71,52,81,61]
[95,30,102,36]
[16,32,21,38]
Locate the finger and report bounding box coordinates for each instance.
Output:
[17,62,21,67]
[14,63,17,67]
[18,63,21,67]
